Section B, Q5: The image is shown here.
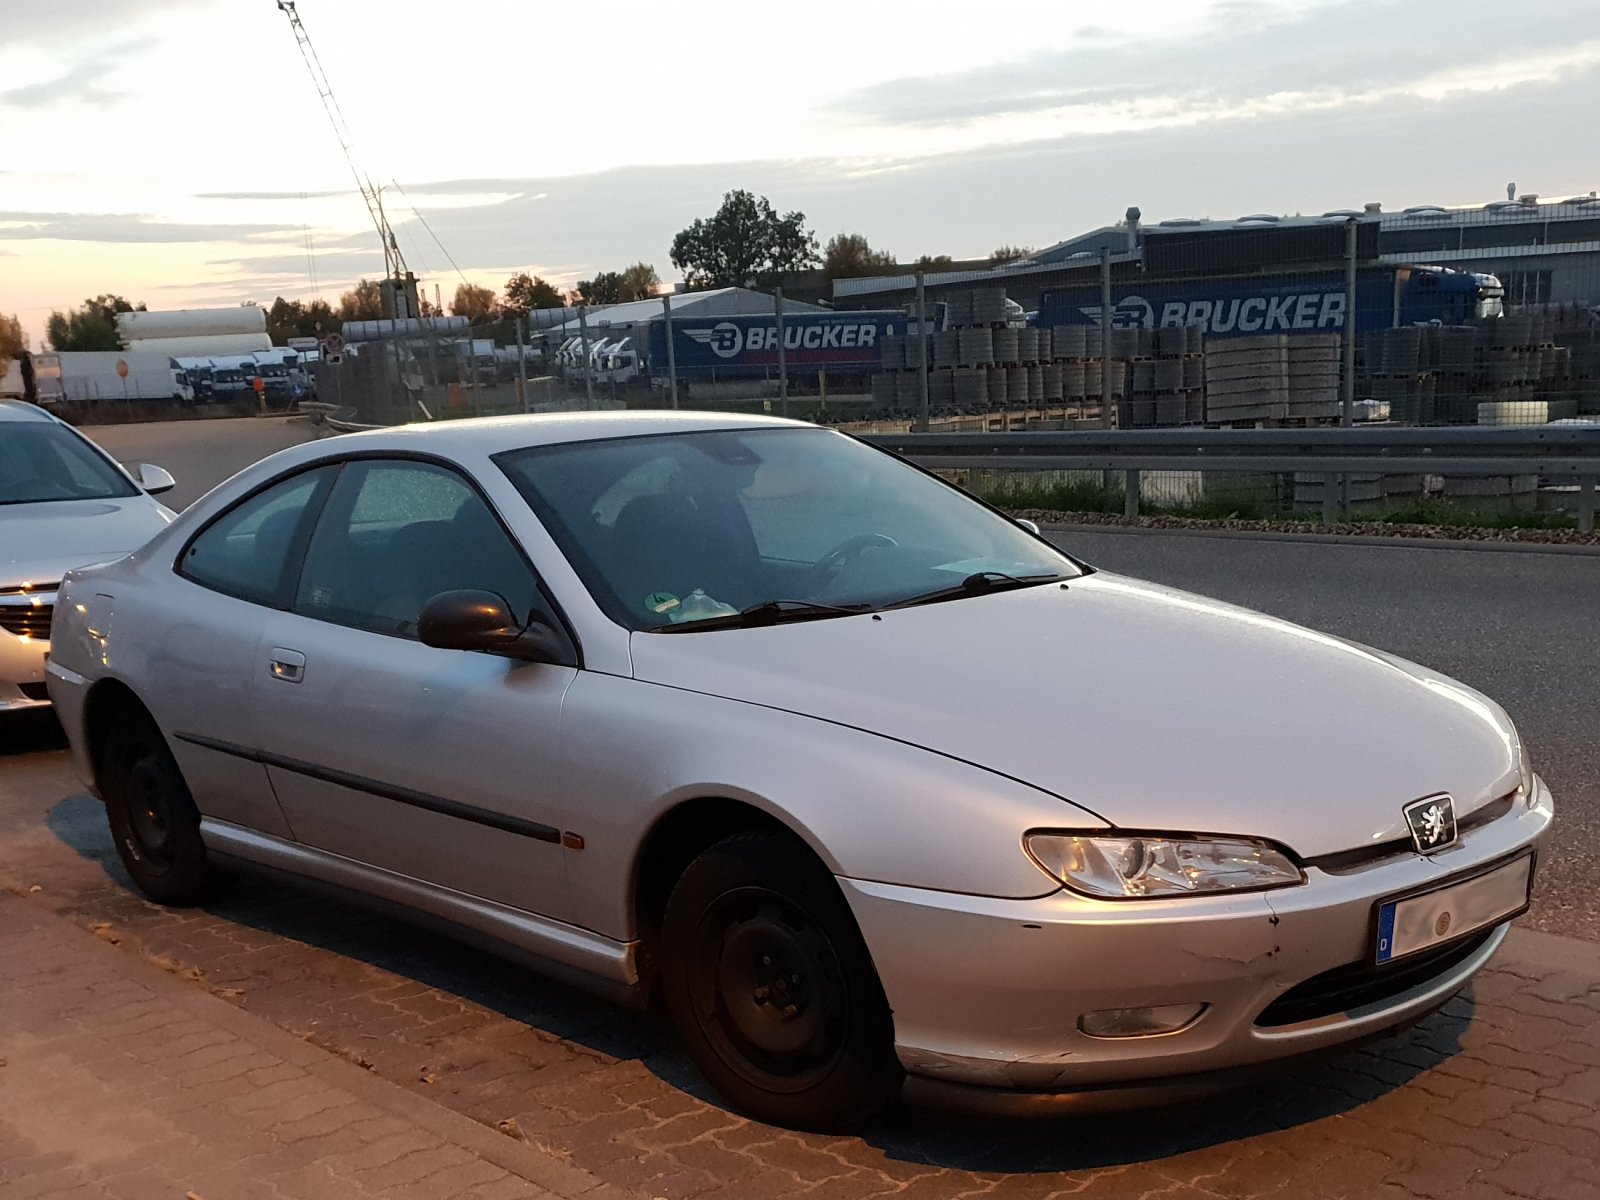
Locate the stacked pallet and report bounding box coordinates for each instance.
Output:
[1360,317,1590,426]
[1205,334,1340,424]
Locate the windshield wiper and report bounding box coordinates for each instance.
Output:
[652,598,871,633]
[878,571,1068,612]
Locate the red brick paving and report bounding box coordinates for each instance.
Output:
[6,743,1600,1198]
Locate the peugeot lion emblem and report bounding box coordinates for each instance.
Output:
[1403,794,1458,854]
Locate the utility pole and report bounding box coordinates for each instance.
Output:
[1100,247,1115,509]
[915,268,930,432]
[515,315,528,413]
[774,286,788,417]
[577,304,594,407]
[662,293,679,410]
[1337,215,1359,520]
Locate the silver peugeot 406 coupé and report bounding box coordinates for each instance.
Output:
[45,412,1552,1129]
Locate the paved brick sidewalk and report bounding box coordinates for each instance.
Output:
[7,745,1600,1198]
[0,891,640,1200]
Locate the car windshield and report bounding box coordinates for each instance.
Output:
[496,426,1081,631]
[0,423,140,506]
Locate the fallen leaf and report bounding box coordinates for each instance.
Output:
[186,1192,205,1200]
[536,1142,573,1164]
[422,1073,439,1085]
[496,1117,524,1140]
[28,885,41,894]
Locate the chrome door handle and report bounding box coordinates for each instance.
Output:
[268,648,306,683]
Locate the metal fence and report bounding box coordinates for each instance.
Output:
[860,426,1600,532]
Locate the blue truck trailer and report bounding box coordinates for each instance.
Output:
[1034,266,1503,338]
[647,310,908,378]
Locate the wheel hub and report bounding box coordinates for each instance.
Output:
[125,756,175,865]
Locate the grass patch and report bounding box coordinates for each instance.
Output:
[977,476,1578,531]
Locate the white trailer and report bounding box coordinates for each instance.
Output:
[52,351,193,402]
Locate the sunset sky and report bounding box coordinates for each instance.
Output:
[2,0,1597,345]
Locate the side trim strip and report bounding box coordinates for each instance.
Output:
[198,817,639,994]
[174,731,561,844]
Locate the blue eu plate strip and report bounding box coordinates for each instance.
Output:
[1375,903,1397,964]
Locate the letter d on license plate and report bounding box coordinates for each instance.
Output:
[1375,855,1532,964]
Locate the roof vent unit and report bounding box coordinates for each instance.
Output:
[1518,194,1539,206]
[1363,202,1382,213]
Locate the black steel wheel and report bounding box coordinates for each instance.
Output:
[661,830,902,1129]
[101,707,216,906]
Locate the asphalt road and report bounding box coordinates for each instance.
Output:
[1049,526,1600,941]
[81,414,328,510]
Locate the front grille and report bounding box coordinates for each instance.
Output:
[1255,929,1495,1028]
[0,603,53,641]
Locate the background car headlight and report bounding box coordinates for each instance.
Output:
[1025,832,1304,899]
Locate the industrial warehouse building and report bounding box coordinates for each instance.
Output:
[834,192,1600,317]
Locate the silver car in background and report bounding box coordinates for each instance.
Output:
[1,400,175,712]
[45,412,1552,1129]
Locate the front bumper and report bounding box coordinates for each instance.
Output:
[0,627,50,711]
[843,778,1552,1100]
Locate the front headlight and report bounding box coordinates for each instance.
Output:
[1025,832,1304,899]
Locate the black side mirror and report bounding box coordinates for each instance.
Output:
[418,590,571,665]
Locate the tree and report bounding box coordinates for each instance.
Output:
[915,254,955,269]
[502,273,566,315]
[0,313,27,363]
[45,295,145,351]
[988,245,1035,267]
[265,297,338,345]
[450,282,497,323]
[574,272,624,306]
[339,279,385,321]
[572,263,661,307]
[824,233,898,279]
[669,190,819,288]
[618,262,661,301]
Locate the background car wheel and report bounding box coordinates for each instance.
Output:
[102,708,217,906]
[660,830,902,1130]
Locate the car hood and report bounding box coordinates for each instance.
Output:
[0,496,172,587]
[627,573,1522,858]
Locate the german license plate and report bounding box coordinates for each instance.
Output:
[1375,854,1532,964]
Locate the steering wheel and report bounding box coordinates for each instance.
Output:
[804,533,897,591]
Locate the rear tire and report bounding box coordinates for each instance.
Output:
[102,708,217,906]
[660,830,902,1129]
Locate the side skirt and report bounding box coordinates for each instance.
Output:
[200,818,647,1010]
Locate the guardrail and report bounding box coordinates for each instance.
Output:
[858,426,1600,531]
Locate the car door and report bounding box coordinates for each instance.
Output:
[155,464,339,840]
[252,455,580,920]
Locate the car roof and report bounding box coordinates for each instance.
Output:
[317,410,818,455]
[0,399,63,425]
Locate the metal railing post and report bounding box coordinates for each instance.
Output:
[1124,469,1140,518]
[1581,475,1596,534]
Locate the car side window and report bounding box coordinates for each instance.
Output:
[294,458,549,640]
[179,466,335,607]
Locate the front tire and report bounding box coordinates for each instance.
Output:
[660,830,902,1129]
[102,708,217,906]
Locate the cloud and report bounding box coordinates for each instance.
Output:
[0,0,212,50]
[0,211,294,243]
[834,0,1600,138]
[1,53,134,108]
